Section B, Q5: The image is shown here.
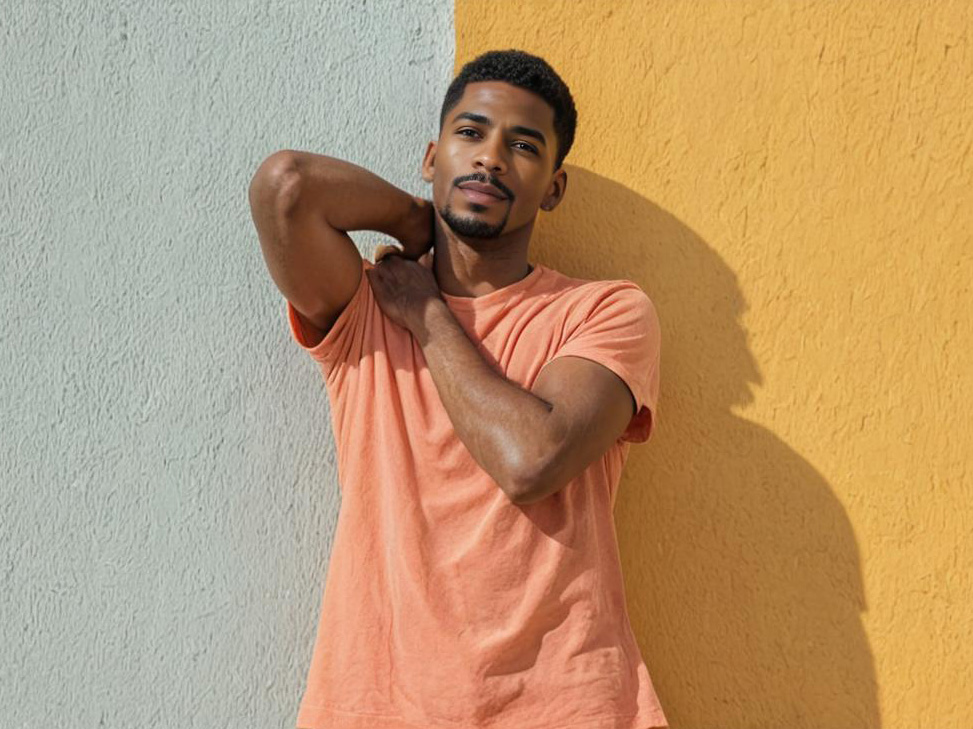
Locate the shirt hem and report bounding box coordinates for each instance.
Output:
[296,701,668,729]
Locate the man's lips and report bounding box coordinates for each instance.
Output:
[457,181,509,203]
[459,187,506,205]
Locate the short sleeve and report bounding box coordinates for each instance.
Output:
[285,257,374,378]
[548,283,661,443]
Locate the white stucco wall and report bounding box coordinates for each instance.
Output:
[0,1,454,725]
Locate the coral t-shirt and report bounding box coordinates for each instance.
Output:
[286,253,668,729]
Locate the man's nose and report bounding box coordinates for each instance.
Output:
[474,135,507,174]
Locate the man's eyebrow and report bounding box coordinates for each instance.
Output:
[451,111,547,147]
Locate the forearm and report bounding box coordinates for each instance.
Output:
[271,150,431,249]
[415,299,555,502]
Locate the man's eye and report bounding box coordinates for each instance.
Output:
[457,130,536,154]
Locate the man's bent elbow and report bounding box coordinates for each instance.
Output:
[508,462,562,506]
[249,151,302,207]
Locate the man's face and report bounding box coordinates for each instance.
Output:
[422,80,566,239]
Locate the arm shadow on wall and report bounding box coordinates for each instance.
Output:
[532,166,879,729]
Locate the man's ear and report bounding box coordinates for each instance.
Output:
[421,141,437,183]
[540,167,567,212]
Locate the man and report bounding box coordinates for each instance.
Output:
[248,49,668,729]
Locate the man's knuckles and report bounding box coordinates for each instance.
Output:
[374,244,405,263]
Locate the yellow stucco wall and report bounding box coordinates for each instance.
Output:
[455,2,972,727]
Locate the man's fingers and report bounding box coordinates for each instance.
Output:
[374,243,404,263]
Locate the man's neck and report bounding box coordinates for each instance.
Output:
[431,221,535,299]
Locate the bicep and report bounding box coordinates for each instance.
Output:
[527,355,637,494]
[248,152,362,346]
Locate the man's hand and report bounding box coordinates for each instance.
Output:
[395,196,435,259]
[373,243,407,263]
[366,251,441,335]
[371,194,433,264]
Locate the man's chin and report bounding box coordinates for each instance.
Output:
[449,223,504,239]
[440,206,505,239]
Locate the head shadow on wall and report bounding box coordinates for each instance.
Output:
[530,165,878,729]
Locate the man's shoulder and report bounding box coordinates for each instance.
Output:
[538,264,651,310]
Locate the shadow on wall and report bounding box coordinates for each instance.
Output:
[533,166,879,729]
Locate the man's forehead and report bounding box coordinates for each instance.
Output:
[451,81,555,128]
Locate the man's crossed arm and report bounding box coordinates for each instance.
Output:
[366,253,638,506]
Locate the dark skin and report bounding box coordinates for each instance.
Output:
[366,81,640,505]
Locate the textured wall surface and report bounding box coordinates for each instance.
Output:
[456,1,971,727]
[0,1,453,726]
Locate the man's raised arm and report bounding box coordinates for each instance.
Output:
[247,150,434,347]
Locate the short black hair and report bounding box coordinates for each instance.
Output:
[439,49,577,172]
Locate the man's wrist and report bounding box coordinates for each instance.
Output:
[412,296,451,348]
[396,197,435,258]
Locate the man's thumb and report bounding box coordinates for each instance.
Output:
[374,243,404,263]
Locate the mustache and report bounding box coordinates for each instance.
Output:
[453,173,515,201]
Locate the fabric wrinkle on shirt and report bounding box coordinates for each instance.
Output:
[286,252,668,729]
